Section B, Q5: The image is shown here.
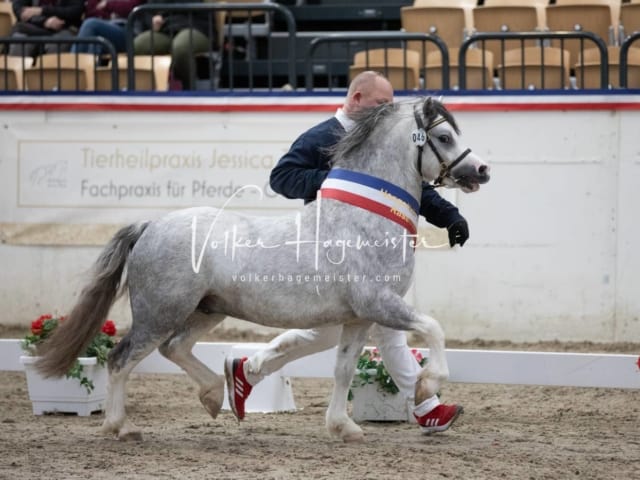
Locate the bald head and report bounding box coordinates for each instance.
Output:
[343,71,394,118]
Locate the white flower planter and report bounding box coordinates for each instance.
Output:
[351,381,414,423]
[20,356,108,416]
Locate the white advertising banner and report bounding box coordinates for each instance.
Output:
[1,110,330,227]
[17,138,285,209]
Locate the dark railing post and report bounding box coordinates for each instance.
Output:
[620,32,640,89]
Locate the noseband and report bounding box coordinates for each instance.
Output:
[413,109,472,186]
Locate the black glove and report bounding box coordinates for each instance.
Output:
[447,219,469,247]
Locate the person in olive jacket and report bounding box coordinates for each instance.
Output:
[9,0,84,58]
[133,0,217,90]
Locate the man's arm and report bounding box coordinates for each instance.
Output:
[270,119,341,202]
[420,183,469,246]
[269,135,330,201]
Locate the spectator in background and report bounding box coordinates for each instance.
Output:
[9,0,84,59]
[133,0,217,90]
[72,0,146,56]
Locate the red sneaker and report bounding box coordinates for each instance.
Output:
[224,356,253,421]
[414,404,463,434]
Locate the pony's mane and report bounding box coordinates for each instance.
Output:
[329,97,459,165]
[329,102,396,163]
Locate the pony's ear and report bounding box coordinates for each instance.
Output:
[423,96,436,122]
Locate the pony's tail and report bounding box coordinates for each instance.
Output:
[35,221,150,378]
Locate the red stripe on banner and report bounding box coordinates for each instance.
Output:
[0,99,639,112]
[0,102,341,112]
[445,102,640,112]
[320,188,417,235]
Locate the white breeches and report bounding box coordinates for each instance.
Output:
[245,324,432,405]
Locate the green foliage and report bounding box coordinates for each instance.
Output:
[22,314,117,394]
[349,348,427,401]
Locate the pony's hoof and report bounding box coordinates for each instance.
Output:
[415,377,442,405]
[100,420,119,436]
[199,386,224,419]
[328,419,364,443]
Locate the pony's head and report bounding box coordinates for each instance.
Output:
[417,97,490,193]
[330,97,490,194]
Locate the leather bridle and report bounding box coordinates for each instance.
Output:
[413,109,472,186]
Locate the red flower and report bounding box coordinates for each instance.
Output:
[411,348,424,364]
[101,320,117,336]
[31,318,44,335]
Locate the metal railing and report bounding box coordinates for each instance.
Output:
[0,37,118,92]
[1,21,636,92]
[305,31,449,91]
[460,31,608,90]
[126,2,297,91]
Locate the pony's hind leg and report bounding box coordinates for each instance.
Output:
[158,312,226,419]
[101,291,195,441]
[102,328,164,441]
[325,322,370,443]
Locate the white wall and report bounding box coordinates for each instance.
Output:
[0,94,638,342]
[414,106,638,342]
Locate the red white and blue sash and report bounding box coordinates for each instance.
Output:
[319,168,420,235]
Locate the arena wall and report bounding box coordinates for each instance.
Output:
[0,93,638,343]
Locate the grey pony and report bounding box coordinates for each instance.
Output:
[35,97,490,442]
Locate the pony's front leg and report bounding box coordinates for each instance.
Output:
[352,289,450,404]
[326,322,370,443]
[412,313,449,404]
